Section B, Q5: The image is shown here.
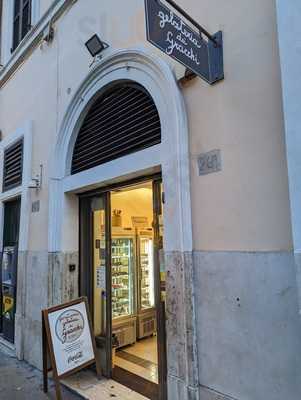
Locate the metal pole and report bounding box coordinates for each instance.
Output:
[163,0,219,45]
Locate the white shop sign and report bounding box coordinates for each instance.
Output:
[47,301,94,376]
[42,297,101,399]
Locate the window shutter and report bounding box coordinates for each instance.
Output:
[3,139,24,192]
[71,83,161,175]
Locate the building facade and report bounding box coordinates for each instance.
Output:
[0,1,300,399]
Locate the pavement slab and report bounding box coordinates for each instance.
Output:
[0,343,148,400]
[0,342,82,400]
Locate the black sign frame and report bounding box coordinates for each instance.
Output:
[145,0,224,85]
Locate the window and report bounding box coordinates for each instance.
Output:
[12,0,31,52]
[3,139,24,192]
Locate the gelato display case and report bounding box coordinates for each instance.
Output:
[111,229,137,348]
[137,229,156,339]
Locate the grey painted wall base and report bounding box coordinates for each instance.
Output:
[12,249,301,400]
[199,385,239,400]
[165,252,200,400]
[293,253,301,313]
[48,252,79,306]
[14,251,79,369]
[15,251,49,367]
[276,0,301,311]
[194,251,301,400]
[167,375,199,400]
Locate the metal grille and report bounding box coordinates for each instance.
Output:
[71,83,161,175]
[3,140,23,192]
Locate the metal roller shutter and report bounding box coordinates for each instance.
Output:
[3,139,23,192]
[71,83,161,175]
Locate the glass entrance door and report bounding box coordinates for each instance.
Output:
[80,193,112,377]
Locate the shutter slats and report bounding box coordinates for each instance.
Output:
[3,139,23,192]
[74,115,160,161]
[73,124,161,168]
[81,87,134,126]
[4,145,23,162]
[79,89,146,134]
[76,101,155,148]
[4,154,23,168]
[5,164,23,177]
[72,83,161,174]
[88,86,136,118]
[73,130,161,172]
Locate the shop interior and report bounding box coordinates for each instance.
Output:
[92,181,160,384]
[111,182,158,383]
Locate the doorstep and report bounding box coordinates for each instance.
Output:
[62,369,148,400]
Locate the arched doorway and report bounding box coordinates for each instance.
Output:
[49,49,198,400]
[73,80,165,399]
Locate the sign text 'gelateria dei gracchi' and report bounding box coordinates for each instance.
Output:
[145,0,224,84]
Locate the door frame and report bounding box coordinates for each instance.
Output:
[78,174,167,400]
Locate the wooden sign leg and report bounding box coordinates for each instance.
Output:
[54,374,63,400]
[42,312,48,393]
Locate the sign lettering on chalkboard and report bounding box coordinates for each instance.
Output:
[145,0,224,84]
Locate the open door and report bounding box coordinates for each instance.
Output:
[79,193,112,377]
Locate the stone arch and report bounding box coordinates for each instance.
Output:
[50,47,192,253]
[49,47,199,400]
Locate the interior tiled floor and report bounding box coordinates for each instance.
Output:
[115,336,158,384]
[121,336,158,363]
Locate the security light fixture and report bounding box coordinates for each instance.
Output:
[85,34,109,58]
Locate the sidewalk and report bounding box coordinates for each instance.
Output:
[0,342,82,400]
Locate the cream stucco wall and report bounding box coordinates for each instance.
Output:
[0,0,292,253]
[184,0,292,251]
[40,0,55,16]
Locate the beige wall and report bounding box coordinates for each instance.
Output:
[0,0,292,252]
[40,0,55,16]
[183,0,292,251]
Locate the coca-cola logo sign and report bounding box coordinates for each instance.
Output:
[55,309,85,344]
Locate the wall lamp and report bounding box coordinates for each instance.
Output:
[85,34,109,58]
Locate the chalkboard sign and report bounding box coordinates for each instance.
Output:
[42,297,101,400]
[145,0,223,84]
